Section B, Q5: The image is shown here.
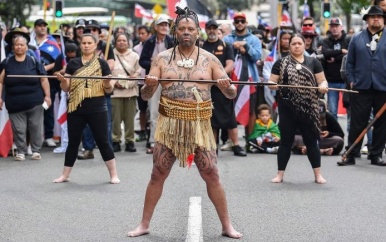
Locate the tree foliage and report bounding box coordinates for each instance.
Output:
[335,0,368,31]
[0,0,36,28]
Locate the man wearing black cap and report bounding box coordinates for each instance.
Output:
[202,19,246,157]
[31,18,61,148]
[321,17,350,120]
[338,5,386,166]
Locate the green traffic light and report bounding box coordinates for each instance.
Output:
[323,12,331,18]
[56,11,63,18]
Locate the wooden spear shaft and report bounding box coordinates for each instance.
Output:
[6,75,358,93]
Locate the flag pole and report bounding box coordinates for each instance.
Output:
[104,11,115,58]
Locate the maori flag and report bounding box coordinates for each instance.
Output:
[167,0,213,28]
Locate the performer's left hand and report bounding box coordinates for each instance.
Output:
[217,78,232,88]
[44,96,52,108]
[318,85,328,94]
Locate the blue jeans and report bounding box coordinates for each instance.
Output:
[327,82,345,119]
[81,95,112,150]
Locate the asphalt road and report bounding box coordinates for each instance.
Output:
[1,116,386,242]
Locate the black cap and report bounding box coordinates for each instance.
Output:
[205,19,219,28]
[363,5,385,20]
[75,19,86,28]
[86,19,100,29]
[34,19,48,27]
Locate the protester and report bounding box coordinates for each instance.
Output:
[321,17,350,119]
[111,33,141,152]
[338,6,386,166]
[0,31,51,161]
[293,100,344,156]
[53,33,120,183]
[202,19,246,156]
[139,16,173,154]
[223,12,262,149]
[127,7,242,239]
[133,25,151,142]
[31,19,61,147]
[248,104,280,153]
[268,34,328,184]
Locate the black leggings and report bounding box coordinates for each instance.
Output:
[277,106,321,171]
[64,111,114,167]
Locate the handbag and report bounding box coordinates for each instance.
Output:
[115,55,137,89]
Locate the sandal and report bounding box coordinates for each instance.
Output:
[14,153,25,161]
[31,152,41,160]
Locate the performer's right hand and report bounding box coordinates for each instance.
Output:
[144,75,159,87]
[56,73,65,82]
[267,81,278,90]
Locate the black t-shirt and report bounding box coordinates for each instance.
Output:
[66,57,111,114]
[202,39,234,67]
[96,41,115,61]
[202,39,234,94]
[271,56,323,82]
[2,56,47,113]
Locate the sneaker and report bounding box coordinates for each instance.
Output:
[45,138,57,147]
[135,131,147,142]
[267,146,279,154]
[232,145,247,157]
[112,142,121,152]
[31,152,41,160]
[220,140,233,151]
[53,146,67,154]
[14,153,25,161]
[361,144,368,154]
[27,145,32,156]
[77,150,94,160]
[125,141,137,152]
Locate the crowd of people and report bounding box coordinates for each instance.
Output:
[1,1,386,238]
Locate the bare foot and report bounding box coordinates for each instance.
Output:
[222,228,243,239]
[271,175,283,183]
[53,176,69,183]
[315,175,327,184]
[110,176,120,184]
[127,224,150,237]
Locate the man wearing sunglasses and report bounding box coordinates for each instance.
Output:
[321,17,350,120]
[223,12,262,152]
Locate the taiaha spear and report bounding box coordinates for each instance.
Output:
[6,75,358,93]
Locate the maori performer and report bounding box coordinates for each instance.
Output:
[53,33,120,184]
[268,34,329,184]
[127,7,242,239]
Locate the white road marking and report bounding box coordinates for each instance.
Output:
[185,196,203,242]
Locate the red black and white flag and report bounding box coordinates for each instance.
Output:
[167,0,213,29]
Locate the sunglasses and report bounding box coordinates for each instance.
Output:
[234,19,246,24]
[304,35,314,39]
[303,24,313,27]
[88,28,99,32]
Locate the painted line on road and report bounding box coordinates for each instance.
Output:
[185,196,203,242]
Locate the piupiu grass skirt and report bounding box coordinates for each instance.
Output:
[155,96,217,167]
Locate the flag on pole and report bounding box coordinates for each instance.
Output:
[281,8,293,27]
[135,3,153,20]
[53,91,68,153]
[231,55,256,127]
[167,0,213,28]
[0,34,13,157]
[263,40,278,112]
[303,1,310,18]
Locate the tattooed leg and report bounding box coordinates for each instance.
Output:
[128,143,176,237]
[195,149,243,239]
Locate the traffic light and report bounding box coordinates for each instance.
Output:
[46,1,51,10]
[55,0,63,18]
[323,2,331,18]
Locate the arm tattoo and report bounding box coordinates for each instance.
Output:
[141,85,156,100]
